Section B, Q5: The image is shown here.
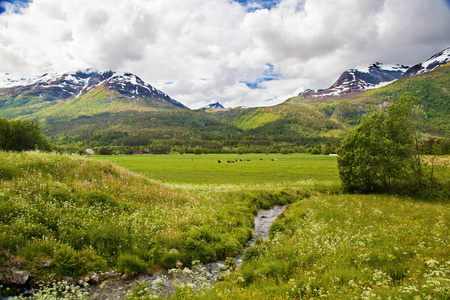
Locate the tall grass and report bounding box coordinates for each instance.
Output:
[185,194,449,299]
[0,151,302,287]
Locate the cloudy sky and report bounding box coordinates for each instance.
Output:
[1,0,450,109]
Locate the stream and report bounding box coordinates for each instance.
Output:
[88,205,287,299]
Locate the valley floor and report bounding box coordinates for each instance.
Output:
[0,152,448,299]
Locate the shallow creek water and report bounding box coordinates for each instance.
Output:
[88,205,286,299]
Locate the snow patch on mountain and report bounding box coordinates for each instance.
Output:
[199,102,225,110]
[403,47,450,76]
[0,70,186,109]
[298,62,409,99]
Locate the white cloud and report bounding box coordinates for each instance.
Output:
[0,0,449,109]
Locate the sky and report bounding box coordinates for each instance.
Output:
[0,0,450,109]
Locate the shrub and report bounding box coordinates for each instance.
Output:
[52,244,80,277]
[242,246,262,262]
[78,249,108,275]
[98,147,113,155]
[160,251,181,269]
[253,261,287,282]
[19,238,59,263]
[117,253,148,275]
[311,148,321,155]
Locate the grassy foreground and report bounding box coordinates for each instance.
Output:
[1,151,449,299]
[176,194,449,300]
[0,151,304,297]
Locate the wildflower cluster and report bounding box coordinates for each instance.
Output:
[10,280,89,300]
[194,194,449,299]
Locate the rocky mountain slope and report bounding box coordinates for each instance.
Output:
[297,46,450,101]
[298,63,410,100]
[0,70,186,119]
[403,46,450,77]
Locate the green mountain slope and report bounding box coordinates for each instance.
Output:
[212,104,345,140]
[0,71,187,122]
[44,110,246,147]
[281,63,450,137]
[336,63,450,136]
[1,63,448,148]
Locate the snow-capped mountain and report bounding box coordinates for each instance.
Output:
[0,70,186,109]
[199,102,225,110]
[298,62,409,99]
[403,46,450,77]
[298,46,450,100]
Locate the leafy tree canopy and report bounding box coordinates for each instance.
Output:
[337,93,422,193]
[0,117,53,152]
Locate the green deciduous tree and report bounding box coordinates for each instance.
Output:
[338,93,422,193]
[0,117,53,151]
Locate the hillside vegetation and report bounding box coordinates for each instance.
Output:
[1,65,448,153]
[331,63,450,136]
[1,151,448,299]
[212,104,344,140]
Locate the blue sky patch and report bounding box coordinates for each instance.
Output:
[444,0,450,10]
[0,0,32,14]
[233,0,280,11]
[241,63,283,89]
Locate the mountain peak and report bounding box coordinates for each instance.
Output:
[298,62,409,99]
[199,102,225,110]
[0,70,187,116]
[403,46,450,77]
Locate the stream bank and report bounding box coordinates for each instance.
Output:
[88,205,287,299]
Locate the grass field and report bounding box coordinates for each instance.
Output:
[91,153,340,190]
[2,152,449,299]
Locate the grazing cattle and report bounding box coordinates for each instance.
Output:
[218,160,221,163]
[260,158,263,160]
[247,159,250,162]
[231,160,235,163]
[227,160,231,163]
[271,159,274,161]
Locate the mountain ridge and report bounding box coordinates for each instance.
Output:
[297,46,450,101]
[0,69,187,120]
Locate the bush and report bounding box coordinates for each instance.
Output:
[242,246,262,262]
[160,251,181,269]
[117,253,148,275]
[98,147,113,155]
[52,244,80,277]
[338,93,425,194]
[311,148,321,155]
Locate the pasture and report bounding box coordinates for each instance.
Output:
[91,153,340,190]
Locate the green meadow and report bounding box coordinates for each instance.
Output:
[1,151,449,299]
[91,153,340,190]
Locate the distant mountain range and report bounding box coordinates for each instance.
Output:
[0,46,448,147]
[0,70,186,120]
[298,46,450,100]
